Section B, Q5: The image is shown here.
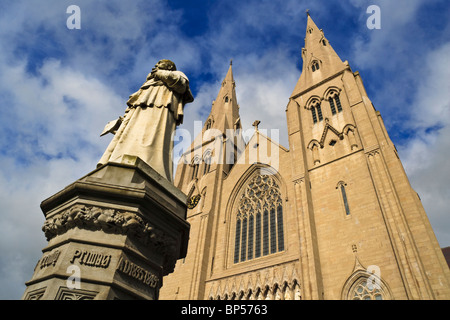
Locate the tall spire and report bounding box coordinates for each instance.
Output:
[291,14,348,97]
[209,62,240,133]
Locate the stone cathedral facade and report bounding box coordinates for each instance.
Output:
[159,15,450,300]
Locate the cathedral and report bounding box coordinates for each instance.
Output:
[159,14,450,300]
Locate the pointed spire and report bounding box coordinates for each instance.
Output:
[291,14,348,97]
[224,60,235,84]
[205,61,240,134]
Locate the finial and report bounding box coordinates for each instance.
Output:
[230,59,233,66]
[252,120,261,131]
[306,9,310,16]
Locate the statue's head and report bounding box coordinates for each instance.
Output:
[156,59,177,71]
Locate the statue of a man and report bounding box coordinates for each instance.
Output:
[98,59,194,182]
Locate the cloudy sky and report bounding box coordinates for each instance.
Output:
[0,0,449,299]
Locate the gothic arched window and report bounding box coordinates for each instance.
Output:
[205,119,212,130]
[234,174,284,264]
[329,92,342,115]
[203,152,212,175]
[342,268,392,300]
[191,157,201,180]
[310,101,323,124]
[312,60,320,72]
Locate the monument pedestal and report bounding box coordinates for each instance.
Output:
[22,155,189,300]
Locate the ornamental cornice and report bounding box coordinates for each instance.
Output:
[42,204,178,274]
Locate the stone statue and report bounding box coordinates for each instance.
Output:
[98,59,194,182]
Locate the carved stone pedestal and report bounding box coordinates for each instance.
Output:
[22,155,189,300]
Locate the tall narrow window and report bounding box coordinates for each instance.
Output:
[234,218,241,263]
[277,205,284,251]
[311,107,317,124]
[241,217,248,262]
[269,208,277,254]
[191,163,199,180]
[255,212,261,258]
[312,61,320,72]
[248,215,254,260]
[329,98,337,115]
[335,95,342,112]
[234,174,285,264]
[205,119,212,130]
[263,209,269,256]
[340,185,351,215]
[316,104,323,121]
[203,154,211,175]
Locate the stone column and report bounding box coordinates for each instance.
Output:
[22,155,189,300]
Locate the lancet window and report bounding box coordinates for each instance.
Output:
[234,174,284,264]
[205,119,212,130]
[191,161,200,180]
[329,92,342,115]
[310,101,323,124]
[341,185,350,215]
[203,152,212,175]
[337,181,351,216]
[312,60,320,72]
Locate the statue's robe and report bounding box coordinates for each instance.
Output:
[98,69,194,182]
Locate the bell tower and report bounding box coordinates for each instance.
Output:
[286,13,450,299]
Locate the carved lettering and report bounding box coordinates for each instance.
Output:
[70,249,111,268]
[40,250,60,269]
[116,257,159,288]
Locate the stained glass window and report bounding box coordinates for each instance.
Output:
[234,174,284,263]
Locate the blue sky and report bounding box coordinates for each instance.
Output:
[0,0,449,299]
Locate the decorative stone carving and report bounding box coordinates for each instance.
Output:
[42,204,178,272]
[55,287,98,300]
[23,288,46,300]
[208,262,300,300]
[237,174,282,215]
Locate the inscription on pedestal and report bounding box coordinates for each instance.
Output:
[39,250,60,269]
[116,257,159,288]
[70,249,111,268]
[23,159,189,300]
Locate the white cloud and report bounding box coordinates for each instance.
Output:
[0,0,449,300]
[0,1,197,299]
[234,50,301,148]
[397,42,450,246]
[0,57,125,299]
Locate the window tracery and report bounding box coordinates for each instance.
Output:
[351,279,384,300]
[234,174,284,264]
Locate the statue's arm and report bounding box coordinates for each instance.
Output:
[154,70,188,94]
